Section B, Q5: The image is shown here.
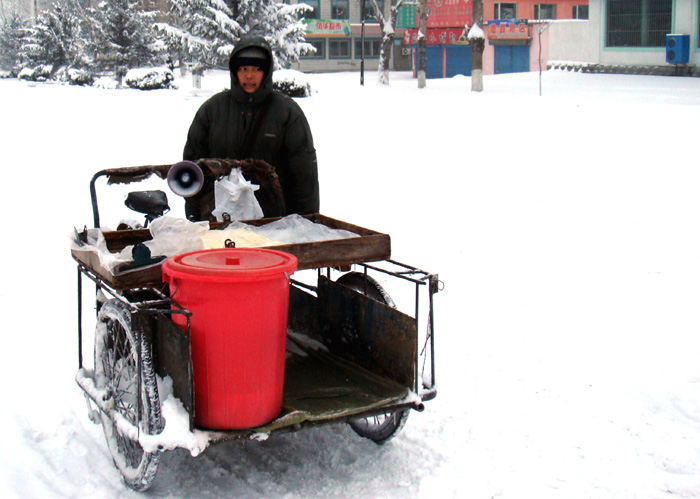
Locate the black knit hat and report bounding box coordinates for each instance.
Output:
[231,47,270,75]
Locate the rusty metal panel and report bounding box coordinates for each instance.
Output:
[318,276,417,389]
[288,284,320,339]
[152,314,195,430]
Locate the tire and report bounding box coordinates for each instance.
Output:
[347,410,410,444]
[335,272,410,444]
[334,271,396,308]
[94,299,163,491]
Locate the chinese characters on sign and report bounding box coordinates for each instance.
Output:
[403,27,469,45]
[486,19,529,40]
[427,0,472,28]
[396,3,417,29]
[303,19,351,37]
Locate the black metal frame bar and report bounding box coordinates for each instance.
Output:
[90,170,107,229]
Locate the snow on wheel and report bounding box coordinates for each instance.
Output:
[94,299,163,491]
[335,272,410,444]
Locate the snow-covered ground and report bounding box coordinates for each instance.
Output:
[2,68,700,498]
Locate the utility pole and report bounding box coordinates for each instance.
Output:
[361,0,366,85]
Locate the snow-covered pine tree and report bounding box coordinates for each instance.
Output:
[157,0,313,72]
[236,0,313,69]
[0,12,25,75]
[159,0,241,71]
[18,0,90,76]
[85,0,163,74]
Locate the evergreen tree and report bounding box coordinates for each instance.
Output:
[86,0,163,74]
[159,0,241,70]
[157,0,313,71]
[236,0,312,69]
[0,12,25,74]
[19,0,90,73]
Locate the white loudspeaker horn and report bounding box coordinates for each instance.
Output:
[167,161,204,197]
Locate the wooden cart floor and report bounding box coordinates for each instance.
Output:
[230,341,410,435]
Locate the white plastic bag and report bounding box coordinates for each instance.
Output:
[212,168,264,222]
[143,216,209,257]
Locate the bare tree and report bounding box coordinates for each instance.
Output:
[469,0,484,92]
[417,0,426,88]
[366,0,402,85]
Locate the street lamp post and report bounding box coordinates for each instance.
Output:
[361,0,366,85]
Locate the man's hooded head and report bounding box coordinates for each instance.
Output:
[228,37,274,100]
[230,46,271,77]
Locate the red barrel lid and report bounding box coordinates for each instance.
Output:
[163,248,297,279]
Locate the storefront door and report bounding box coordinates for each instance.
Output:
[494,45,530,74]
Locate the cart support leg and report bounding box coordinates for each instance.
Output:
[78,266,83,370]
[414,281,420,394]
[428,274,437,389]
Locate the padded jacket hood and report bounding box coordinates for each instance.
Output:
[228,36,274,105]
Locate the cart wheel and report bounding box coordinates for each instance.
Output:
[348,409,410,445]
[335,271,396,308]
[336,272,410,444]
[94,299,163,491]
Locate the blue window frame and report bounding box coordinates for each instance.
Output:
[355,39,382,58]
[535,4,556,20]
[329,39,351,58]
[331,0,349,19]
[573,5,589,20]
[606,0,672,47]
[301,39,326,59]
[494,3,517,20]
[363,0,385,22]
[304,0,320,20]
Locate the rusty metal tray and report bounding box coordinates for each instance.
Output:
[71,214,391,291]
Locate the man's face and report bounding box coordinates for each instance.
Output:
[237,66,264,93]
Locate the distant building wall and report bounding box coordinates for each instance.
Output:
[4,0,54,22]
[589,0,700,67]
[547,19,594,62]
[287,0,395,73]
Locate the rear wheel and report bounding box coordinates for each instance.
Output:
[335,272,410,444]
[347,410,410,444]
[94,299,163,491]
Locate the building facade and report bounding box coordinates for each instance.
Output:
[290,0,590,74]
[3,0,54,21]
[288,0,397,72]
[587,0,700,69]
[401,0,589,77]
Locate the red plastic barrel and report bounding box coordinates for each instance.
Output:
[162,248,297,430]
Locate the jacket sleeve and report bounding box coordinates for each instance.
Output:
[280,102,320,215]
[182,101,213,220]
[183,102,211,161]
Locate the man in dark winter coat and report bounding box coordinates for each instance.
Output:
[183,36,319,221]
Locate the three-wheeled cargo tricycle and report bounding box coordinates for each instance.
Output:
[72,161,440,491]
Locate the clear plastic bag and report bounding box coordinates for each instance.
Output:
[254,214,358,243]
[143,216,209,257]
